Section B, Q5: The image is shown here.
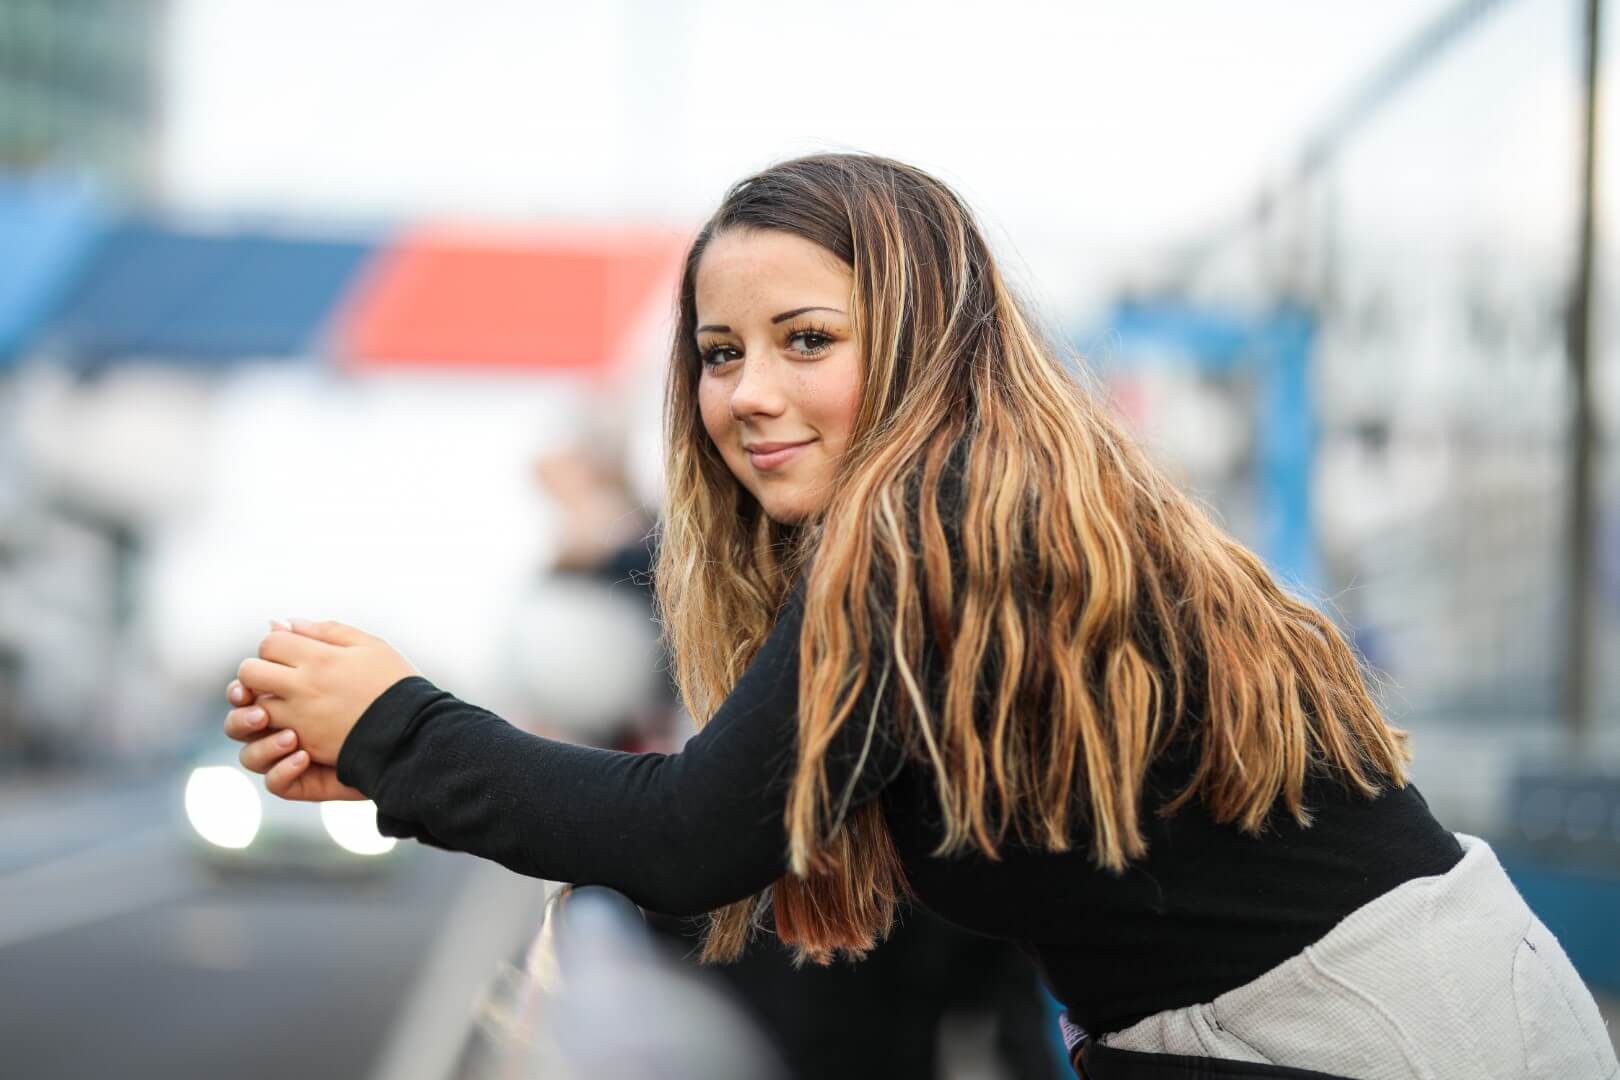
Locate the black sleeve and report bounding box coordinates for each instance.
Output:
[335,582,907,916]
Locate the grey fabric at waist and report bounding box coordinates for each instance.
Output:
[1069,834,1617,1080]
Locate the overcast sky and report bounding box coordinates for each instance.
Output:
[155,0,1596,313]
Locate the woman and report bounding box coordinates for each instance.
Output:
[225,154,1617,1079]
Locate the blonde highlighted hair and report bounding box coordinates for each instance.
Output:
[655,153,1408,965]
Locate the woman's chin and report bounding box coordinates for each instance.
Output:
[761,503,809,526]
[757,492,826,527]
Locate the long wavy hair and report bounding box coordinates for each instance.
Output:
[655,152,1409,965]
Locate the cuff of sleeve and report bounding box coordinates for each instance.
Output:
[376,810,457,852]
[376,810,419,839]
[336,675,442,796]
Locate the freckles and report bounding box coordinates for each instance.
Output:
[696,384,731,443]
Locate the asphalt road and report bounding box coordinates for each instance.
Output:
[0,766,548,1080]
[3,767,1614,1078]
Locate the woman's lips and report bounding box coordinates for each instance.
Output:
[746,440,813,471]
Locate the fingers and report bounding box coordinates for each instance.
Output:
[265,749,311,796]
[264,751,365,801]
[227,679,281,710]
[237,656,298,699]
[239,728,301,774]
[269,762,367,802]
[227,679,256,707]
[235,724,369,801]
[223,703,272,743]
[257,628,334,669]
[232,618,371,703]
[287,619,367,647]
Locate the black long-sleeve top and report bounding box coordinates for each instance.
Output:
[335,579,1462,1037]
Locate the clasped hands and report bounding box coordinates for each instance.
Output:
[222,618,420,802]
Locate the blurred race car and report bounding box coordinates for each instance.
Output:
[180,741,402,875]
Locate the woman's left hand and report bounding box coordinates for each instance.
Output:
[236,619,421,767]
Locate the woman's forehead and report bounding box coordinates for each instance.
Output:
[695,230,851,316]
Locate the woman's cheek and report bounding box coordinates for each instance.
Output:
[818,348,865,457]
[697,382,731,450]
[696,385,748,489]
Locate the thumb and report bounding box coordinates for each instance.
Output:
[286,618,368,647]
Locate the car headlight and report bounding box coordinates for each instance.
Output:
[185,766,263,849]
[320,800,397,856]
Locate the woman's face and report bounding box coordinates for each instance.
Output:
[694,228,863,525]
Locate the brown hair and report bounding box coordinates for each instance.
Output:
[654,152,1408,965]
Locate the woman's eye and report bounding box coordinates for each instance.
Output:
[700,346,737,368]
[789,331,831,354]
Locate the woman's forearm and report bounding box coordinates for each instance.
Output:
[338,676,791,915]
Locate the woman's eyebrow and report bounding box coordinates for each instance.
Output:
[772,306,844,323]
[695,306,846,336]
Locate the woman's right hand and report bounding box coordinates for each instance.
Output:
[224,677,367,802]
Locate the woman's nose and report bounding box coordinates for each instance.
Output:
[729,357,786,420]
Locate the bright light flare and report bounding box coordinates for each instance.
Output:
[320,800,397,856]
[185,766,263,849]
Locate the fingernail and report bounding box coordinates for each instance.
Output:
[245,707,266,727]
[277,730,296,748]
[230,685,245,704]
[291,751,308,765]
[269,618,290,632]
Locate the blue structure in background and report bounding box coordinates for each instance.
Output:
[1497,773,1620,994]
[1502,862,1620,993]
[1091,300,1620,1000]
[42,221,374,369]
[1091,298,1320,591]
[1037,298,1323,1063]
[0,178,103,365]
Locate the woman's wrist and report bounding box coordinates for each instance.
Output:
[335,674,439,797]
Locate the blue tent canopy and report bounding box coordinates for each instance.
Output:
[45,222,374,367]
[0,179,102,365]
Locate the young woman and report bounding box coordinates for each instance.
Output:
[225,154,1617,1079]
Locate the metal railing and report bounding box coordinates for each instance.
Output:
[448,885,784,1080]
